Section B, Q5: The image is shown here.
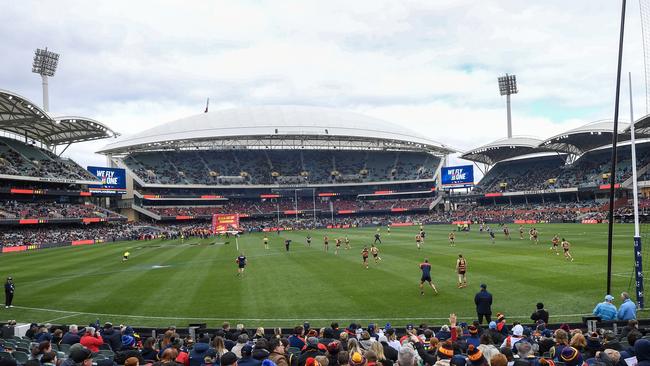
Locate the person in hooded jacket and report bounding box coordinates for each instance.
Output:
[635,340,650,366]
[190,337,217,366]
[298,338,325,366]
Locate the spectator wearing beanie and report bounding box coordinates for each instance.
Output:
[221,352,239,366]
[238,345,261,366]
[299,337,325,366]
[559,346,586,366]
[466,326,480,348]
[531,303,549,324]
[467,345,488,366]
[349,353,367,366]
[495,314,508,336]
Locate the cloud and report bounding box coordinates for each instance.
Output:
[0,0,646,170]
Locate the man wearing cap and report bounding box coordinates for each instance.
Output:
[101,322,122,351]
[474,284,493,324]
[69,346,93,366]
[500,324,526,350]
[4,277,14,308]
[593,295,617,321]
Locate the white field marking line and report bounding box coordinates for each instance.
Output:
[42,312,82,323]
[12,306,592,321]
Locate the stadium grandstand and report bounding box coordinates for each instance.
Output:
[0,89,127,248]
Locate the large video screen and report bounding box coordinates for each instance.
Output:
[87,166,126,195]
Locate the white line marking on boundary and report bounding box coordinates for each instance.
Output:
[12,305,593,322]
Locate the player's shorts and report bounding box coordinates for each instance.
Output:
[324,242,328,245]
[123,256,128,260]
[238,264,246,269]
[336,244,341,247]
[552,243,559,247]
[458,270,466,275]
[362,255,369,260]
[563,248,569,252]
[421,275,432,282]
[533,236,538,239]
[372,253,378,258]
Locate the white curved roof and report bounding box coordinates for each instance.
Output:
[539,120,630,155]
[461,136,549,165]
[0,89,118,145]
[98,105,456,154]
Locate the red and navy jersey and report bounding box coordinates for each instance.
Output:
[362,249,369,258]
[420,262,432,276]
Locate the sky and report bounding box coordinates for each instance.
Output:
[1,0,647,170]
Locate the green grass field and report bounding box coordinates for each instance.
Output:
[1,223,648,328]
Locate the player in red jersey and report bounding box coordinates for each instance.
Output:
[361,247,370,269]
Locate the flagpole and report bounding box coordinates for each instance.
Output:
[629,71,645,309]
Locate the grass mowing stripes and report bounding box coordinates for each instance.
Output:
[0,223,647,327]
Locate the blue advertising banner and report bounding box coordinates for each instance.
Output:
[441,165,474,186]
[634,237,645,309]
[87,166,126,195]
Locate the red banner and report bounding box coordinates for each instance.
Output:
[599,183,621,190]
[10,189,34,194]
[338,210,356,214]
[2,246,27,253]
[175,216,193,220]
[284,210,301,215]
[260,194,280,199]
[79,191,92,196]
[200,195,223,199]
[514,220,537,224]
[391,208,407,212]
[318,192,338,197]
[71,240,95,246]
[452,220,472,225]
[391,222,414,227]
[581,219,600,224]
[19,219,40,225]
[484,193,503,197]
[212,213,240,233]
[374,190,394,195]
[82,218,101,223]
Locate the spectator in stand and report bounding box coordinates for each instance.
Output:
[593,295,617,321]
[80,327,104,353]
[474,284,493,324]
[102,322,122,351]
[268,338,289,366]
[617,292,637,320]
[289,326,306,349]
[298,338,325,366]
[237,345,260,366]
[530,302,549,324]
[61,324,81,345]
[396,347,416,366]
[141,337,159,362]
[232,334,249,358]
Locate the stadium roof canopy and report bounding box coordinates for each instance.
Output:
[539,120,629,155]
[97,105,457,155]
[625,113,650,137]
[460,136,550,165]
[0,89,119,146]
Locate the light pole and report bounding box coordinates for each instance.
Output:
[32,48,60,112]
[498,74,518,138]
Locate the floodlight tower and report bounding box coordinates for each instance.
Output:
[498,74,518,138]
[32,47,60,112]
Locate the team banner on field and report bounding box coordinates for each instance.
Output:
[441,165,474,186]
[87,166,127,195]
[212,214,240,233]
[634,237,645,309]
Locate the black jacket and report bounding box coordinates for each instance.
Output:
[474,289,493,314]
[297,348,324,366]
[102,328,122,351]
[381,342,398,362]
[4,282,14,295]
[61,332,81,345]
[530,309,549,324]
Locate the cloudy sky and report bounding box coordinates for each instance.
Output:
[1,0,646,169]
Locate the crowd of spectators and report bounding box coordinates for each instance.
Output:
[0,137,97,182]
[144,198,434,217]
[0,201,121,220]
[474,143,650,194]
[1,311,645,366]
[123,150,439,185]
